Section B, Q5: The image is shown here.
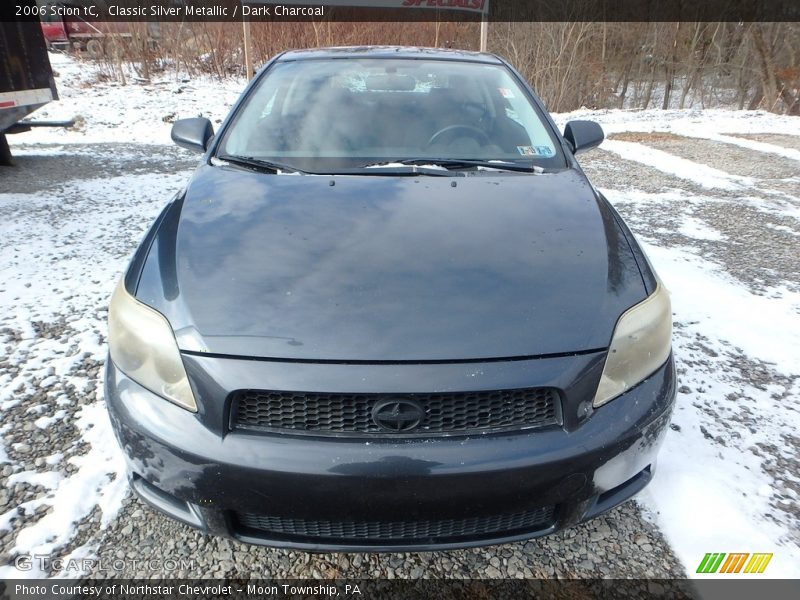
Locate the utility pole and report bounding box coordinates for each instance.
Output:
[243,18,253,79]
[479,1,489,52]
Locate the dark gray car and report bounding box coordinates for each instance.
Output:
[105,47,675,551]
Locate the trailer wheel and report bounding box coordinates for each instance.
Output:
[0,133,12,166]
[86,39,103,58]
[104,38,122,59]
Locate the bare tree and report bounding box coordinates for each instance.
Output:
[86,20,800,115]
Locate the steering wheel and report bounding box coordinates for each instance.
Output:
[426,125,490,148]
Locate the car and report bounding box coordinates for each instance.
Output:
[105,46,676,551]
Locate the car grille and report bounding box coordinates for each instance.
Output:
[230,387,560,436]
[235,506,556,542]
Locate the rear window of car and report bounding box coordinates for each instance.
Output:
[219,57,565,170]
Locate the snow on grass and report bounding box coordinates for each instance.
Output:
[17,52,244,146]
[600,139,754,190]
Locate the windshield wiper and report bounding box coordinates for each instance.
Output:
[214,155,542,176]
[214,154,306,174]
[364,158,546,173]
[316,165,455,177]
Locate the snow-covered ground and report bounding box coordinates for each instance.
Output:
[19,52,243,146]
[560,117,800,577]
[1,52,799,580]
[0,170,191,577]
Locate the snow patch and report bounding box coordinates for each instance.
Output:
[601,139,753,190]
[636,241,800,578]
[16,53,243,147]
[553,108,800,138]
[679,216,725,241]
[34,410,66,429]
[2,403,127,579]
[703,133,800,162]
[8,470,63,491]
[646,243,800,375]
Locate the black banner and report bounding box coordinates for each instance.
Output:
[3,579,800,600]
[3,0,800,23]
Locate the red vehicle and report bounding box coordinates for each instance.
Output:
[39,2,157,57]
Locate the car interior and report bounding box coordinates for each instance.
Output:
[244,71,536,159]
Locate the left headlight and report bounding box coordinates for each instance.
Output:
[108,280,197,412]
[593,281,672,408]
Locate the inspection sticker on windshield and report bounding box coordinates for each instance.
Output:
[517,145,556,157]
[498,87,515,98]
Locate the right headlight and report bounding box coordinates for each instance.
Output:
[593,282,672,408]
[107,280,197,412]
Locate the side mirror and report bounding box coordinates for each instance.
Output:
[563,120,604,155]
[171,118,214,153]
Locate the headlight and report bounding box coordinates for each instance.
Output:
[593,282,672,408]
[108,280,197,412]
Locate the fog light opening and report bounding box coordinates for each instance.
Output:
[131,474,204,528]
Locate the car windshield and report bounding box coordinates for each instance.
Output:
[217,57,566,172]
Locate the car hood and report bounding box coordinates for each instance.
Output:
[135,164,647,361]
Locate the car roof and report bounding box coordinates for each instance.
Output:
[276,46,504,64]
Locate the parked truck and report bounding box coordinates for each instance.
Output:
[0,5,71,165]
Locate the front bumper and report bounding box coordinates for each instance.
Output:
[105,353,676,552]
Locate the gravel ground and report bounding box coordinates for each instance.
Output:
[732,133,800,152]
[609,132,799,181]
[595,134,800,293]
[1,131,798,580]
[84,499,681,579]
